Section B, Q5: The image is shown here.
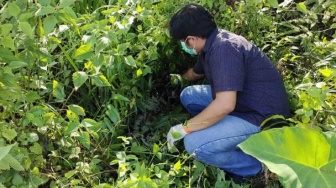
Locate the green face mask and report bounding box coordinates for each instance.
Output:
[180,41,197,55]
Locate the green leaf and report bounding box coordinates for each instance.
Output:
[268,0,279,8]
[81,119,100,131]
[29,175,47,187]
[239,127,336,188]
[59,0,77,9]
[78,131,91,149]
[26,91,40,103]
[73,44,92,59]
[1,23,13,36]
[112,94,130,102]
[0,144,15,161]
[43,16,58,35]
[30,143,42,155]
[72,71,88,90]
[124,55,137,67]
[64,121,80,135]
[39,0,51,6]
[153,143,159,153]
[136,69,142,77]
[2,154,24,171]
[0,47,19,62]
[19,22,34,39]
[35,6,55,17]
[8,2,21,17]
[65,170,76,178]
[68,105,85,116]
[0,36,15,50]
[19,12,34,22]
[9,61,27,69]
[91,75,111,87]
[173,160,181,171]
[2,128,17,141]
[319,69,334,77]
[106,105,120,123]
[67,110,79,122]
[27,132,39,143]
[12,173,23,186]
[52,80,65,101]
[296,2,307,14]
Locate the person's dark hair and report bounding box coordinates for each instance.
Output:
[169,3,217,41]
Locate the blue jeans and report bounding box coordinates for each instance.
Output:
[180,85,262,176]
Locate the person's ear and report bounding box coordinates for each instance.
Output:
[186,36,198,47]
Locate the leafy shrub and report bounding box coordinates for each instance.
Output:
[0,0,335,187]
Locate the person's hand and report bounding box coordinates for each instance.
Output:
[167,123,190,147]
[170,74,184,86]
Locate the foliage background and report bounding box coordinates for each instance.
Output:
[0,0,335,187]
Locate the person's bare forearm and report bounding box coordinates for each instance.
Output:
[182,68,204,81]
[185,91,236,132]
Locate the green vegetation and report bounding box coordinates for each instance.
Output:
[0,0,335,187]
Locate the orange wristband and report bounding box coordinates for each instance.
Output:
[183,126,192,134]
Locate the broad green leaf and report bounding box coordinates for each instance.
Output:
[52,80,65,101]
[91,75,111,87]
[0,47,19,62]
[81,119,100,132]
[124,55,136,67]
[35,6,55,16]
[59,0,76,8]
[65,170,76,178]
[73,44,92,59]
[0,36,15,50]
[8,2,20,17]
[2,154,24,171]
[19,12,34,22]
[69,105,85,116]
[29,175,47,187]
[2,128,17,141]
[27,132,39,142]
[26,91,40,103]
[131,144,148,152]
[78,131,90,149]
[12,173,23,185]
[1,23,13,36]
[268,0,279,8]
[64,122,80,135]
[239,127,336,188]
[72,71,88,90]
[19,22,34,39]
[296,2,307,14]
[0,144,15,160]
[43,16,58,35]
[9,61,27,69]
[112,94,130,102]
[39,0,51,6]
[67,110,79,122]
[30,143,42,154]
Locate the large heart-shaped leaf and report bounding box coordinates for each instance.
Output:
[239,127,336,188]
